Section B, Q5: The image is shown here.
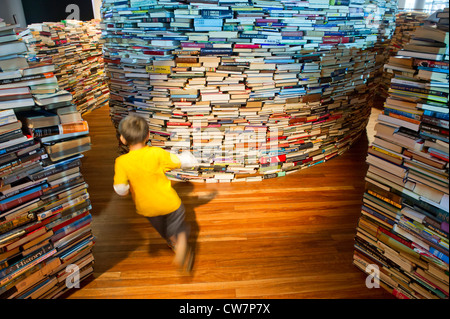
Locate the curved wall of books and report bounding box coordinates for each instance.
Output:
[101,0,397,182]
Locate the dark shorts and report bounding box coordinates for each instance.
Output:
[146,203,188,240]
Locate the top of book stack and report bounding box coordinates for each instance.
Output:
[1,20,95,299]
[17,19,109,115]
[353,8,449,299]
[376,11,430,103]
[101,0,398,183]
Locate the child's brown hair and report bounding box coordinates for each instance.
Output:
[118,115,149,146]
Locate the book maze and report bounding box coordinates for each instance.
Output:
[102,0,398,182]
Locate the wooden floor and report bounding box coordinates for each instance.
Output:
[63,105,393,299]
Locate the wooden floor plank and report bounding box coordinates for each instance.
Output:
[61,105,393,299]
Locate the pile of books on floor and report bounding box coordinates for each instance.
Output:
[353,11,449,299]
[101,0,397,182]
[18,19,109,115]
[377,11,429,102]
[0,21,94,299]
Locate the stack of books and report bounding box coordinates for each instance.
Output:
[0,21,94,299]
[353,10,449,299]
[101,0,398,183]
[377,11,429,102]
[18,19,109,115]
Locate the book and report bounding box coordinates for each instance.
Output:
[354,9,450,299]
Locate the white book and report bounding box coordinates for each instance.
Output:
[0,97,35,110]
[378,113,420,132]
[0,41,27,57]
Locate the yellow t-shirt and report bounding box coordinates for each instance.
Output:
[113,146,181,217]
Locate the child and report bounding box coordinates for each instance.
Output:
[113,114,197,272]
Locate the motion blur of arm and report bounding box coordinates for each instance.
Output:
[177,151,199,169]
[113,183,130,196]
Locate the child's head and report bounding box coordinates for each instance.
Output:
[118,115,149,146]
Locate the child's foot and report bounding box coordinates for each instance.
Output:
[173,244,194,273]
[183,246,195,273]
[173,240,188,267]
[166,239,175,252]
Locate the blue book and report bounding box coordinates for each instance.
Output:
[423,110,449,120]
[200,9,233,19]
[282,36,303,40]
[194,19,223,27]
[430,246,449,264]
[417,66,450,74]
[53,214,92,239]
[58,236,95,260]
[419,130,449,143]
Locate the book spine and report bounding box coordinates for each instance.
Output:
[390,83,448,98]
[0,243,53,279]
[420,123,449,136]
[0,140,34,156]
[37,193,90,221]
[51,214,92,243]
[0,72,54,85]
[0,248,56,287]
[0,187,44,213]
[421,115,449,129]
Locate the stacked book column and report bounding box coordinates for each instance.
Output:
[353,9,449,299]
[0,20,95,299]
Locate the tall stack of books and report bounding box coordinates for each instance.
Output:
[0,21,94,299]
[377,11,429,102]
[101,0,397,182]
[18,20,109,115]
[353,11,449,299]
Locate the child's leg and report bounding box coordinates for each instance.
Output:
[171,230,187,266]
[146,215,167,239]
[147,215,175,250]
[165,204,193,270]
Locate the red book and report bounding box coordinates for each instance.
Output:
[322,36,352,44]
[181,42,205,48]
[256,19,278,23]
[166,122,191,126]
[103,58,120,64]
[51,211,90,233]
[0,189,43,213]
[429,151,449,162]
[377,226,413,248]
[142,50,166,56]
[281,31,304,36]
[234,44,260,49]
[414,59,449,69]
[259,154,286,164]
